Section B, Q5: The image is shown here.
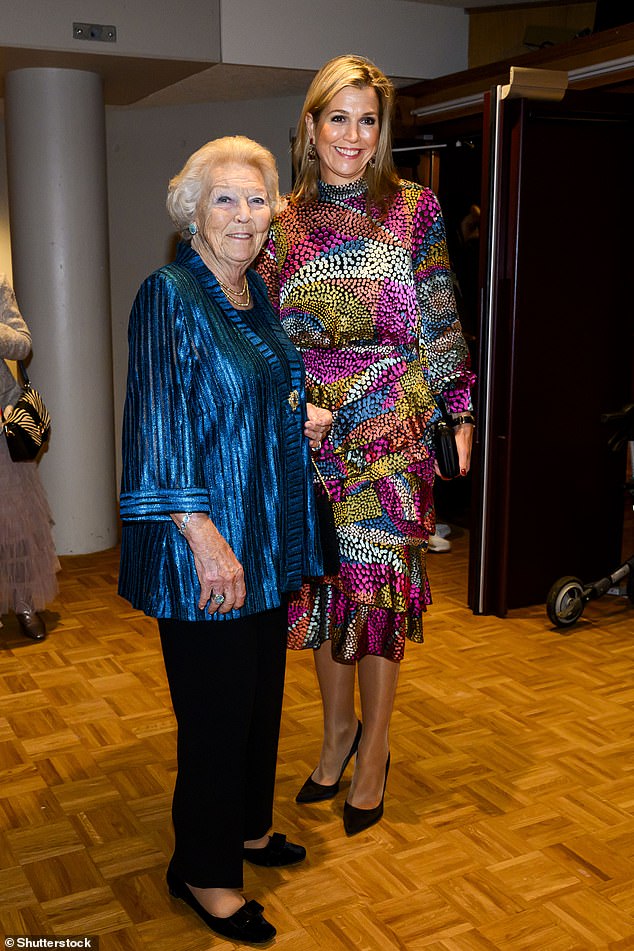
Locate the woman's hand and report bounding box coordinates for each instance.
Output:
[305,402,333,450]
[454,423,474,476]
[433,423,474,480]
[454,423,475,476]
[171,513,246,615]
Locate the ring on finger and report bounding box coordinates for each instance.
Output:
[311,441,322,452]
[213,593,225,605]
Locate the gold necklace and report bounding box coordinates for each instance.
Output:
[216,275,251,308]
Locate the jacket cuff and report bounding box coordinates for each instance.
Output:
[120,488,210,520]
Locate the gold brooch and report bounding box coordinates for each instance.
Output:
[288,389,300,412]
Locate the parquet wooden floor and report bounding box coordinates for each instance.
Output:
[1,529,634,950]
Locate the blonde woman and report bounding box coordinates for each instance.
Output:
[259,56,475,835]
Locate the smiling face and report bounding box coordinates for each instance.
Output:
[197,162,272,280]
[307,85,380,187]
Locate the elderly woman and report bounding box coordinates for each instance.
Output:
[258,56,475,836]
[118,136,331,944]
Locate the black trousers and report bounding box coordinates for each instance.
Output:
[158,606,287,888]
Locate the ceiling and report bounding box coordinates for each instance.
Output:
[130,65,440,110]
[0,42,437,111]
[122,0,543,108]
[129,64,317,109]
[0,0,590,111]
[402,0,558,5]
[127,0,582,109]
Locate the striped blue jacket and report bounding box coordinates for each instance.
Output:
[118,242,322,620]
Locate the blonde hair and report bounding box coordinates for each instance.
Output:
[292,54,400,217]
[167,136,280,237]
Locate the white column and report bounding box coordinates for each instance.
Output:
[4,68,117,554]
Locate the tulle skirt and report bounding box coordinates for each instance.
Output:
[0,435,60,614]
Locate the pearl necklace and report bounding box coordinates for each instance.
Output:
[216,275,251,308]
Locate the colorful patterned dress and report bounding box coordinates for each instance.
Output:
[258,178,474,663]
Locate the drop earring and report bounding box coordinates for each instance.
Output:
[307,143,317,163]
[188,222,198,236]
[368,156,376,168]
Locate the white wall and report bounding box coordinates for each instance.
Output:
[220,0,467,78]
[0,0,220,62]
[0,0,467,77]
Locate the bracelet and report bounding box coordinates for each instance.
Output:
[451,414,475,427]
[178,512,193,536]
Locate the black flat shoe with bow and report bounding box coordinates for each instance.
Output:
[243,832,306,867]
[343,754,390,837]
[296,720,362,803]
[166,862,276,944]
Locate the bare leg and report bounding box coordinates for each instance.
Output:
[187,886,244,918]
[347,655,399,808]
[310,642,358,785]
[243,834,269,848]
[184,825,274,916]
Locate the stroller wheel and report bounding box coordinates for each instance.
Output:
[547,576,585,628]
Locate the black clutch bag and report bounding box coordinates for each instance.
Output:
[433,402,460,480]
[2,361,51,462]
[434,418,460,479]
[312,458,340,575]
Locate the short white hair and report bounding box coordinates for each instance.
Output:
[166,136,280,237]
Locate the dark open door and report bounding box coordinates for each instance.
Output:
[470,88,634,615]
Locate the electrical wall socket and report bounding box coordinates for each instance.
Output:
[73,23,117,43]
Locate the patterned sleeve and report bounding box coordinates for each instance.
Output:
[255,225,282,313]
[119,272,211,521]
[0,275,32,361]
[411,188,475,414]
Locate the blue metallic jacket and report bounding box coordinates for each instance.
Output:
[118,242,322,621]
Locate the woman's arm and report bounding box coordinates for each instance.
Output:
[170,512,246,615]
[256,233,333,449]
[411,188,476,475]
[120,273,247,614]
[0,278,31,361]
[412,188,475,415]
[119,272,210,521]
[254,227,282,311]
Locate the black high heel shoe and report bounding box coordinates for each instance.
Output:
[166,862,276,944]
[296,720,362,804]
[343,754,390,836]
